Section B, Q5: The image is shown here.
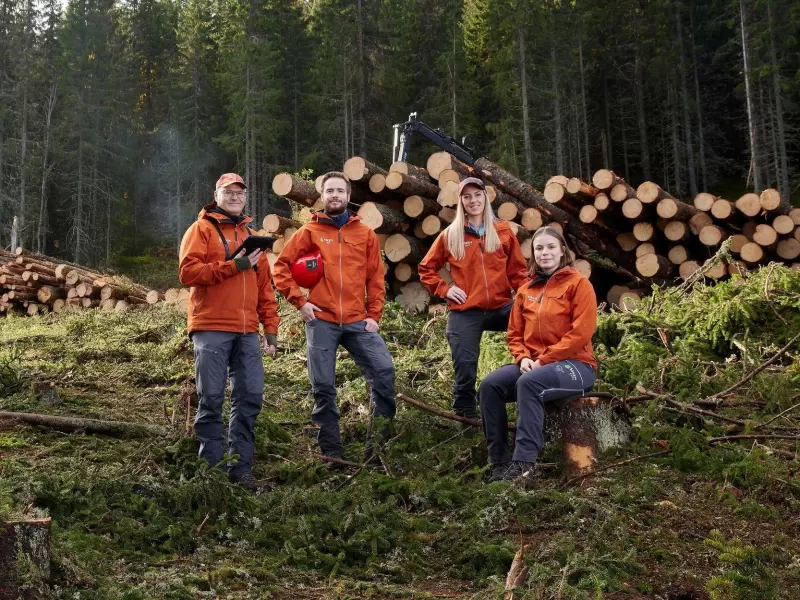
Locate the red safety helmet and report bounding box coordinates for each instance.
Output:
[291,251,323,289]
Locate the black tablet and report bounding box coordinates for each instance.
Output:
[231,235,277,257]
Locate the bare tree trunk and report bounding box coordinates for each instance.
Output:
[37,85,57,253]
[575,105,582,179]
[517,24,533,181]
[767,0,789,202]
[768,87,780,189]
[176,134,182,250]
[451,23,457,137]
[293,60,299,173]
[106,181,111,265]
[661,112,669,187]
[676,2,697,197]
[350,80,355,158]
[620,99,630,182]
[759,82,772,187]
[356,0,366,156]
[343,53,349,164]
[19,89,28,247]
[689,0,708,190]
[245,63,251,191]
[634,13,650,180]
[603,74,612,168]
[670,81,683,196]
[739,0,760,192]
[550,32,564,174]
[578,32,590,180]
[75,135,84,263]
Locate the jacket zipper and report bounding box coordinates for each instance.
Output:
[478,239,490,310]
[236,226,246,334]
[537,277,551,347]
[338,229,344,326]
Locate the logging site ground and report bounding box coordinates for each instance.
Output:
[2,259,800,600]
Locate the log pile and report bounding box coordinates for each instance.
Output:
[269,157,799,313]
[0,248,166,316]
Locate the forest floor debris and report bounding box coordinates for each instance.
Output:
[1,262,800,598]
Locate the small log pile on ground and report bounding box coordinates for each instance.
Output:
[270,154,800,313]
[0,248,168,316]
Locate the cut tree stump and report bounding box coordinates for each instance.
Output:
[554,396,632,479]
[0,518,51,600]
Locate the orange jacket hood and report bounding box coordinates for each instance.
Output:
[417,219,529,311]
[506,266,597,369]
[271,212,385,325]
[178,206,279,335]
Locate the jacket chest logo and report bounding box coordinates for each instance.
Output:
[320,237,334,244]
[464,241,473,247]
[527,293,543,303]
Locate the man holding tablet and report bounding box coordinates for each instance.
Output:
[179,172,279,491]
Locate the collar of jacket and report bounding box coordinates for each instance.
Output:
[199,203,253,226]
[312,211,360,227]
[530,266,576,285]
[464,214,497,238]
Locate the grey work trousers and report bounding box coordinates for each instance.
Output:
[446,301,513,418]
[192,330,264,475]
[479,360,596,465]
[305,318,396,454]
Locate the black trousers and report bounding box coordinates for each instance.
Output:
[479,360,596,464]
[445,301,513,418]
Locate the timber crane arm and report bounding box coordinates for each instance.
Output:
[392,112,478,166]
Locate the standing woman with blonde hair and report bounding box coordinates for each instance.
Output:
[479,226,598,484]
[418,177,528,420]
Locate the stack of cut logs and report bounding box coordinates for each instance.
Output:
[0,247,176,316]
[269,154,800,314]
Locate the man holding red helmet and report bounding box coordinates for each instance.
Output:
[273,171,396,465]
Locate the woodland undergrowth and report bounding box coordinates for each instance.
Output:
[1,264,799,599]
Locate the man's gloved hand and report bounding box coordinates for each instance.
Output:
[234,249,263,271]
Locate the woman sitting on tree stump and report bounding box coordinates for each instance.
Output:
[418,177,529,423]
[479,226,598,485]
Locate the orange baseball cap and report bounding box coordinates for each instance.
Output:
[215,173,247,189]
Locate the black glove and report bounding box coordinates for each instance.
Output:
[234,256,253,272]
[265,334,278,348]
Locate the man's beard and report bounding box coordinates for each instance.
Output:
[325,203,347,216]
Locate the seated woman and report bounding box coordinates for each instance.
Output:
[478,226,598,484]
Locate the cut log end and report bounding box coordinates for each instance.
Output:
[636,253,673,278]
[396,282,431,315]
[735,193,761,217]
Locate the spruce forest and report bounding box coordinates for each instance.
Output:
[0,0,798,262]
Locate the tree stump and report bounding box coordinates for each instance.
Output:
[541,396,631,479]
[0,518,52,600]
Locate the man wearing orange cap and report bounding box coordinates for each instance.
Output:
[272,171,395,467]
[179,173,279,491]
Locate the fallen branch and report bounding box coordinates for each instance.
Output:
[709,434,800,445]
[561,450,672,489]
[704,330,800,405]
[636,386,746,426]
[753,397,800,431]
[398,392,516,431]
[0,411,166,437]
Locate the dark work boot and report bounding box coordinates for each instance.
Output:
[500,461,537,489]
[318,421,344,471]
[229,470,260,492]
[486,462,510,483]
